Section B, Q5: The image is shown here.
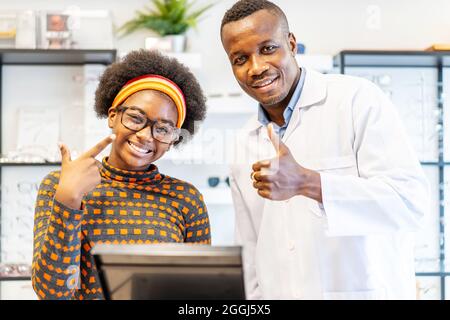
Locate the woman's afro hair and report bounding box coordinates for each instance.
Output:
[94,49,206,145]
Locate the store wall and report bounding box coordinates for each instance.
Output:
[1,0,450,299]
[3,0,450,93]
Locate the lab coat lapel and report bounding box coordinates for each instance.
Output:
[283,69,328,143]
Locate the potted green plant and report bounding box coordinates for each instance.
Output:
[119,0,214,52]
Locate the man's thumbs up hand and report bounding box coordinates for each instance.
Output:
[251,123,322,202]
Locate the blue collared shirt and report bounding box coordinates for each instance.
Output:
[257,68,306,138]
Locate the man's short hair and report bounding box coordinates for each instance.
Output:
[221,0,290,34]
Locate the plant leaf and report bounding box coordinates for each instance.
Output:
[186,3,214,21]
[153,0,169,16]
[119,0,214,36]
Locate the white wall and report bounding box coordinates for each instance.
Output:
[3,0,450,94]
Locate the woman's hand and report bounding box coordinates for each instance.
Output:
[54,134,116,210]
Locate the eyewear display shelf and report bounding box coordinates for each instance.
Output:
[0,276,31,281]
[0,49,117,282]
[335,50,450,300]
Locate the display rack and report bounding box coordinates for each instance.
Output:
[0,276,31,281]
[0,162,61,167]
[0,49,117,282]
[335,50,450,300]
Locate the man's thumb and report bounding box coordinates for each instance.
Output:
[267,122,289,155]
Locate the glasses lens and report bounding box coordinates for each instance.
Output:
[122,108,147,131]
[153,121,177,144]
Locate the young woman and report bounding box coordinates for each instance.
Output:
[32,50,210,300]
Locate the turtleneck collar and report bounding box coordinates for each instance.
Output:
[99,157,164,185]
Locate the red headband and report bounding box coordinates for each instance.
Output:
[111,74,187,128]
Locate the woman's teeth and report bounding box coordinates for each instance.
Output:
[128,141,151,154]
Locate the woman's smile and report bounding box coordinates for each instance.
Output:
[107,90,177,171]
[127,139,153,155]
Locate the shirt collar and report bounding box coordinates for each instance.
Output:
[246,68,327,133]
[257,68,306,126]
[100,157,164,185]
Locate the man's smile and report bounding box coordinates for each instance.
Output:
[250,76,279,92]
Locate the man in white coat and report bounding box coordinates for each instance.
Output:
[220,0,429,299]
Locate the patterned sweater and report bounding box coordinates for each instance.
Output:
[32,158,211,300]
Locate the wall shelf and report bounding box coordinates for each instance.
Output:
[0,276,31,281]
[207,96,256,115]
[118,51,201,69]
[199,188,232,205]
[0,162,61,167]
[0,49,116,66]
[166,52,202,69]
[0,49,117,288]
[421,162,450,166]
[296,54,334,73]
[335,50,450,69]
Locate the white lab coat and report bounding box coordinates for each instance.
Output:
[229,69,429,300]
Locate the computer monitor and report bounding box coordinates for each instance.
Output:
[92,244,246,300]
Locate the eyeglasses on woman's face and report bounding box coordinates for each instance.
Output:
[117,106,180,144]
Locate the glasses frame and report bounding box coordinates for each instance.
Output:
[117,105,180,145]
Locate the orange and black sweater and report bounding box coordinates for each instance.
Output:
[32,157,211,300]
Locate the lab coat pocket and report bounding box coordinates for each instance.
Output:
[306,155,357,218]
[323,288,387,300]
